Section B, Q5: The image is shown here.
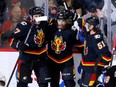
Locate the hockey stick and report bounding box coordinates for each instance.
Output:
[6,22,34,87]
[62,0,68,10]
[6,16,48,87]
[6,55,19,87]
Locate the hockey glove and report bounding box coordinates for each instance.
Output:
[65,10,78,21]
[72,21,80,31]
[1,30,13,41]
[16,41,29,51]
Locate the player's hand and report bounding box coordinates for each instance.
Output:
[65,10,78,21]
[72,21,80,31]
[17,41,29,51]
[1,30,13,41]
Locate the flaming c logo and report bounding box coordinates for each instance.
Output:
[51,36,66,54]
[34,29,45,47]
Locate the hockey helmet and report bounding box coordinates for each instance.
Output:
[29,6,44,16]
[57,11,67,20]
[86,16,99,26]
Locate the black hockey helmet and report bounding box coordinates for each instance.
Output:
[86,16,99,26]
[29,6,44,16]
[57,11,67,20]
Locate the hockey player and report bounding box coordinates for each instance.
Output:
[46,11,81,87]
[78,16,112,87]
[9,6,50,87]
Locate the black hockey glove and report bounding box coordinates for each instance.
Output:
[65,10,78,21]
[1,30,13,41]
[16,41,29,51]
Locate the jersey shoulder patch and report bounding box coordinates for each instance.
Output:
[20,21,28,26]
[18,21,28,27]
[94,34,101,39]
[94,33,103,42]
[16,21,29,30]
[93,33,106,50]
[13,21,29,34]
[94,33,103,39]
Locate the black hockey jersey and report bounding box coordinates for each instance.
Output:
[80,29,112,73]
[47,22,82,64]
[9,20,48,55]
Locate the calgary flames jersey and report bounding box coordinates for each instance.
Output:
[81,29,112,73]
[9,21,48,55]
[47,23,81,64]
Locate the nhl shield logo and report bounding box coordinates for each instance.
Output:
[51,35,66,54]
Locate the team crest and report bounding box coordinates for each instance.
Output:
[34,29,45,47]
[51,36,66,54]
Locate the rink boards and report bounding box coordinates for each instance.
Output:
[0,48,115,87]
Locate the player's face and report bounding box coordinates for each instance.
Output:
[32,14,41,24]
[57,19,66,29]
